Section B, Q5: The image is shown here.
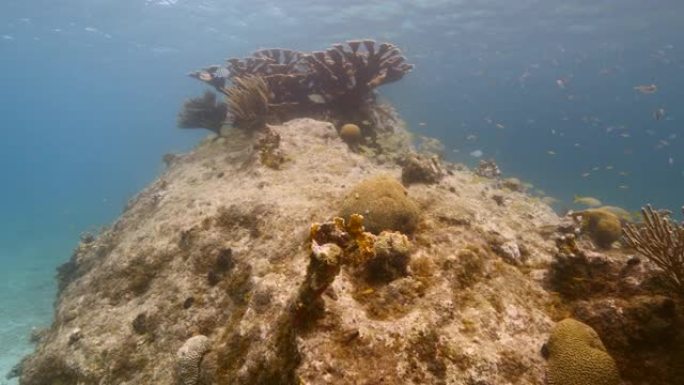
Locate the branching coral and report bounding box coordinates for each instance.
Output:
[185,40,413,131]
[623,205,684,294]
[177,91,228,134]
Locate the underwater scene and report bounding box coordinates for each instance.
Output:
[1,0,683,384]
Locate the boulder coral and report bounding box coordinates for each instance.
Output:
[339,175,420,234]
[573,208,622,249]
[544,318,620,385]
[339,123,362,143]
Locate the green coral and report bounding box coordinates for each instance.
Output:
[339,175,420,235]
[545,318,620,385]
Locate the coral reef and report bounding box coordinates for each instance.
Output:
[624,205,684,294]
[176,335,211,385]
[339,175,420,234]
[547,214,684,384]
[18,118,613,385]
[544,318,620,385]
[177,91,228,134]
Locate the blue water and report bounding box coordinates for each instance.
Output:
[1,1,683,382]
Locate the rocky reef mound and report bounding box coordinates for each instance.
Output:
[18,117,563,385]
[16,118,684,384]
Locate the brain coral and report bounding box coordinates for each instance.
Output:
[339,175,420,235]
[176,335,211,385]
[545,318,620,385]
[579,208,622,249]
[339,123,362,143]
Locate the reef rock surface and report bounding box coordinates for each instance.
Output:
[20,119,563,385]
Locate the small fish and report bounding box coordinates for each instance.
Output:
[495,123,505,129]
[619,185,629,190]
[360,288,374,295]
[418,122,427,126]
[669,156,674,166]
[605,165,614,170]
[556,79,567,89]
[620,133,631,138]
[653,108,666,121]
[466,134,477,141]
[547,150,556,156]
[619,171,629,176]
[581,172,591,178]
[470,149,483,158]
[601,206,634,221]
[574,195,602,207]
[634,84,657,94]
[307,94,326,104]
[592,166,600,171]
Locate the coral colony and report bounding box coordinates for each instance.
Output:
[179,40,413,133]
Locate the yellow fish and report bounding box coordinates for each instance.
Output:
[573,195,602,207]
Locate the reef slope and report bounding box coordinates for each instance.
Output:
[20,119,562,385]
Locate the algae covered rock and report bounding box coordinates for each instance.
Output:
[366,231,411,282]
[545,318,620,385]
[340,175,420,234]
